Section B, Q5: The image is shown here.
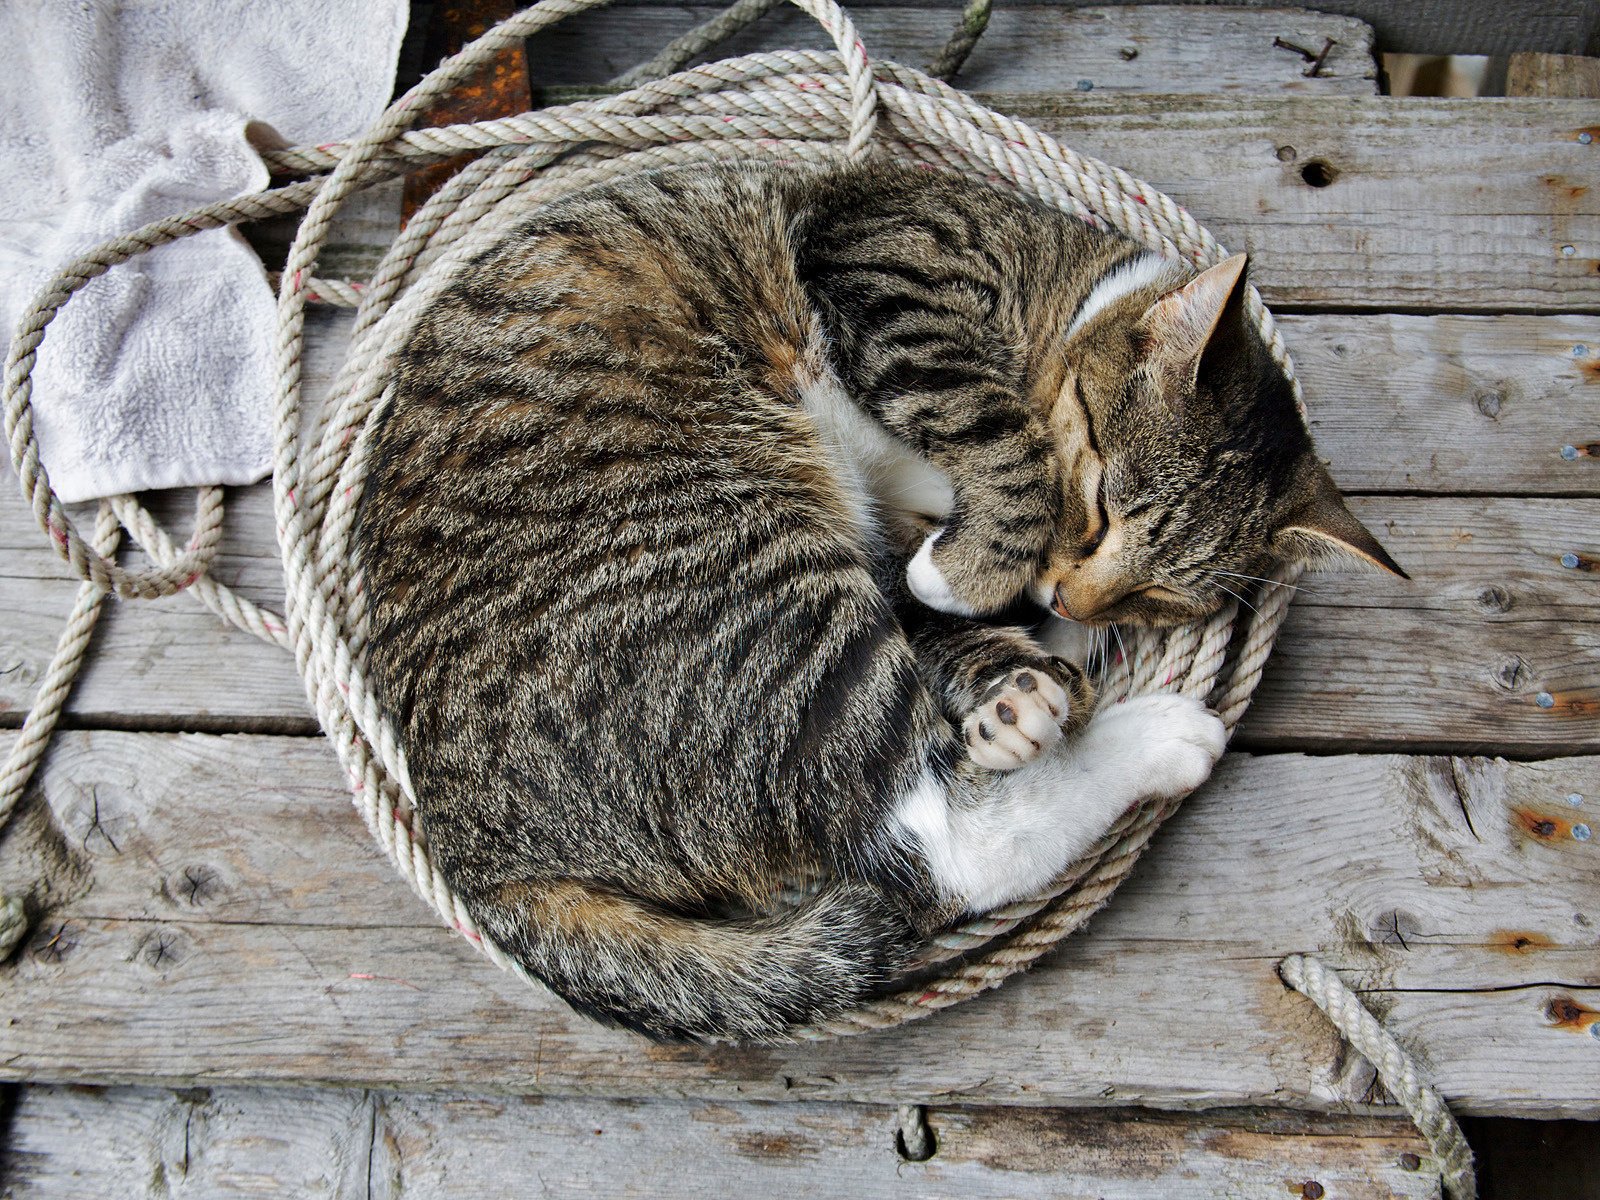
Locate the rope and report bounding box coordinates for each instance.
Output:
[0,500,122,959]
[926,0,994,81]
[1280,955,1477,1200]
[0,0,1326,1042]
[613,0,997,91]
[613,0,785,87]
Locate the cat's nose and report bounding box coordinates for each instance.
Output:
[1051,585,1078,621]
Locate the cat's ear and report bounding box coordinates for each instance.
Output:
[1139,253,1249,388]
[1272,462,1410,578]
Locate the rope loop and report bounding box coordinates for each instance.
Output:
[5,0,1308,1037]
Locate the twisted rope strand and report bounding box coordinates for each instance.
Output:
[926,0,994,81]
[1280,954,1477,1200]
[0,501,123,959]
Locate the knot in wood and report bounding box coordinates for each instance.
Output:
[1475,585,1513,613]
[1492,654,1530,692]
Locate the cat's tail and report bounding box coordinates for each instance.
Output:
[468,878,918,1042]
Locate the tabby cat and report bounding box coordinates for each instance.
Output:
[356,161,1402,1042]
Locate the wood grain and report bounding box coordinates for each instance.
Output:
[1240,495,1600,754]
[999,95,1600,311]
[524,5,1378,97]
[1284,314,1600,497]
[0,1088,1441,1199]
[2,732,1594,1115]
[531,0,1600,59]
[1507,52,1600,99]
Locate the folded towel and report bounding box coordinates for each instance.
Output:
[0,0,409,503]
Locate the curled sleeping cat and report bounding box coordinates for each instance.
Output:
[356,161,1403,1042]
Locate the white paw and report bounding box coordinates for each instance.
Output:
[964,668,1071,771]
[1084,693,1227,800]
[907,530,978,617]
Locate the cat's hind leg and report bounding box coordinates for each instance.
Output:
[891,693,1225,912]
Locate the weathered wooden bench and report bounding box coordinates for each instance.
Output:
[2,2,1596,1195]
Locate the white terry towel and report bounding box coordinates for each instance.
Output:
[0,0,410,503]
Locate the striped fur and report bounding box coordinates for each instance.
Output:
[355,162,1395,1041]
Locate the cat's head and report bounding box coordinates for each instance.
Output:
[1031,252,1404,628]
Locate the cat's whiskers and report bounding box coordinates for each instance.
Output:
[1208,568,1313,597]
[1211,580,1260,616]
[1109,621,1128,670]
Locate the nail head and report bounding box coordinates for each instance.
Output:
[1568,793,1585,807]
[1562,245,1577,256]
[1563,445,1581,460]
[1536,692,1555,708]
[1580,132,1594,144]
[1562,553,1581,569]
[1076,79,1094,91]
[1574,823,1592,841]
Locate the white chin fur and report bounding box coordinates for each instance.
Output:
[1035,612,1095,666]
[906,531,978,616]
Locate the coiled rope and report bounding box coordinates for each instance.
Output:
[0,1,1470,1191]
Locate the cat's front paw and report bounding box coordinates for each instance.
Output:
[963,667,1073,771]
[907,525,1037,617]
[1085,693,1227,800]
[907,530,978,616]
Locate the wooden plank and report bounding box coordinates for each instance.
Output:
[5,481,1596,753]
[1507,51,1600,98]
[1284,314,1600,497]
[1,1085,373,1198]
[304,98,1598,311]
[294,307,1600,498]
[2,732,1595,1116]
[524,5,1379,98]
[270,100,1596,312]
[0,1086,1441,1199]
[1000,96,1600,311]
[549,0,1599,60]
[1240,495,1600,754]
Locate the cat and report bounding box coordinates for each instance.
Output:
[355,160,1403,1042]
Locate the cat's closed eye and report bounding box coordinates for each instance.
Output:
[1130,583,1185,603]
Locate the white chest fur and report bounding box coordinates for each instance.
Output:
[797,369,954,545]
